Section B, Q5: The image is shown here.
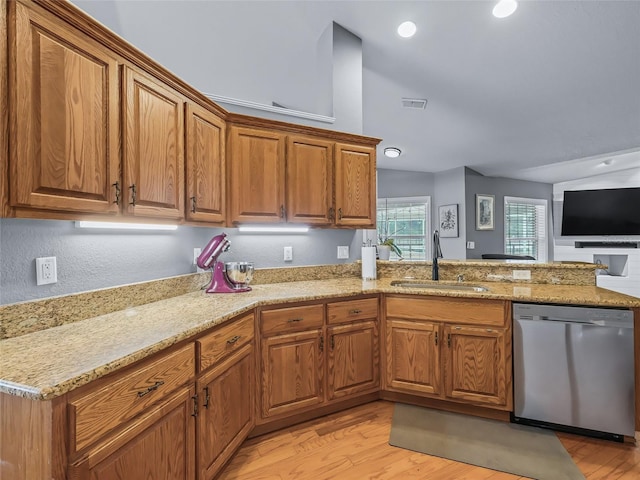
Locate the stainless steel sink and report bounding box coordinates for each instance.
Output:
[390,280,489,292]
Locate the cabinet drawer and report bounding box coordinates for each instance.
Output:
[327,297,378,324]
[385,295,507,327]
[69,343,195,452]
[198,313,254,372]
[261,304,324,335]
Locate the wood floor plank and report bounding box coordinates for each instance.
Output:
[219,401,639,480]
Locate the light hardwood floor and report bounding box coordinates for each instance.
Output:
[219,401,640,480]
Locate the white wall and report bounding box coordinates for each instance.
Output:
[553,167,640,297]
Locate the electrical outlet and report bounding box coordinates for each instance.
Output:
[193,248,205,273]
[284,246,293,262]
[466,241,475,249]
[337,246,349,259]
[36,256,57,285]
[512,270,531,280]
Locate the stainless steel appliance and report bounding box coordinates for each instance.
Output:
[513,303,635,441]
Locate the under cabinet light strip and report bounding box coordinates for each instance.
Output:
[76,221,178,231]
[238,225,309,233]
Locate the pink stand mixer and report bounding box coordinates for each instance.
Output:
[197,233,253,293]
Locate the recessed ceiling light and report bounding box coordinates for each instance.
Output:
[397,21,417,38]
[493,0,518,18]
[600,159,614,166]
[384,147,402,158]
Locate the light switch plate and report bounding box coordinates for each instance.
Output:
[512,270,531,280]
[284,246,293,262]
[337,246,349,259]
[466,241,475,249]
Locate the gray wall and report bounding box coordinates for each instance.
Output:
[464,168,554,260]
[0,219,358,305]
[377,169,435,199]
[434,168,467,259]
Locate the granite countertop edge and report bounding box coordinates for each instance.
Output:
[1,278,638,400]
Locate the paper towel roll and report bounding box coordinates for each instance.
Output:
[361,246,377,280]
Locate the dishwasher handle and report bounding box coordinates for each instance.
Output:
[521,315,633,329]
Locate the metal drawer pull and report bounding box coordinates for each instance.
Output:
[435,331,438,346]
[486,329,494,333]
[287,318,303,323]
[349,309,362,314]
[447,333,451,348]
[227,335,241,344]
[137,380,164,398]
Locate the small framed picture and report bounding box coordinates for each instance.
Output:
[476,194,495,230]
[438,204,459,238]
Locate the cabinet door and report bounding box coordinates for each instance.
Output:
[10,3,120,214]
[334,143,376,227]
[260,329,324,419]
[286,136,333,225]
[185,103,226,224]
[197,345,253,480]
[327,320,379,400]
[68,385,195,480]
[122,67,184,220]
[386,319,441,396]
[228,126,285,223]
[443,325,508,407]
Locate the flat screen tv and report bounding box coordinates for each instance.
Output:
[561,187,640,236]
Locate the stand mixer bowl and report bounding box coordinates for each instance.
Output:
[225,262,254,289]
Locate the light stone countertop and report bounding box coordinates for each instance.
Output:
[1,277,638,400]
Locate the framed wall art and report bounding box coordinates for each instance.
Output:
[438,204,459,238]
[476,194,495,230]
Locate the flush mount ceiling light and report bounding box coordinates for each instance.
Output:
[493,0,518,18]
[384,147,402,158]
[397,21,417,38]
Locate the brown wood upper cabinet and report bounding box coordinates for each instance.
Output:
[286,135,334,225]
[185,103,226,224]
[228,125,286,224]
[228,128,377,228]
[334,143,376,227]
[9,2,120,214]
[122,67,185,220]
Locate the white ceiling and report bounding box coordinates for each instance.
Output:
[73,0,640,184]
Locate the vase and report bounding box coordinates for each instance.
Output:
[377,245,391,261]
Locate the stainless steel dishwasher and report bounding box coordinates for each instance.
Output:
[512,303,635,441]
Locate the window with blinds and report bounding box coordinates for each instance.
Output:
[504,196,548,262]
[377,197,431,261]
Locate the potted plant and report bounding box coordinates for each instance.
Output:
[377,199,404,260]
[378,237,402,260]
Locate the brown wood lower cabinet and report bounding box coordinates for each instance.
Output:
[68,384,196,480]
[327,320,379,400]
[197,344,254,480]
[384,295,512,411]
[260,329,324,419]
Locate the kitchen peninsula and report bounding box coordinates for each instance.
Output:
[1,260,638,480]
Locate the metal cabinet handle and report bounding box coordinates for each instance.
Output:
[203,387,210,409]
[319,336,324,352]
[227,335,241,344]
[191,395,198,417]
[349,309,362,315]
[190,196,197,213]
[328,207,335,221]
[330,335,335,350]
[338,207,343,220]
[129,184,137,206]
[287,318,303,323]
[137,380,164,398]
[113,181,121,205]
[280,205,286,218]
[435,331,438,346]
[447,333,451,348]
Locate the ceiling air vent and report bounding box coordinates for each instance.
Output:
[401,98,427,109]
